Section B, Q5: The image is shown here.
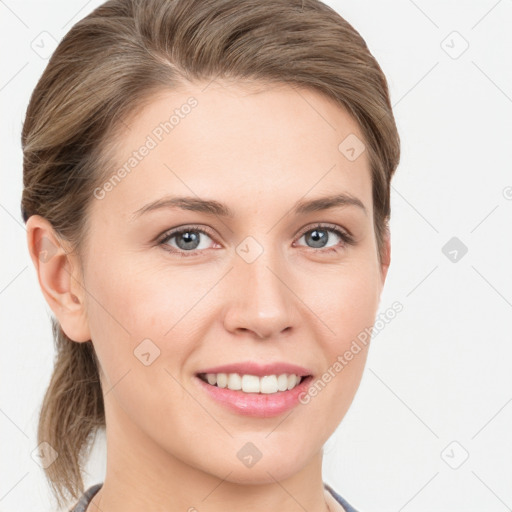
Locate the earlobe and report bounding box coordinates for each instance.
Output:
[26,215,91,343]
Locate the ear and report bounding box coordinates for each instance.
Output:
[379,225,391,284]
[26,215,91,342]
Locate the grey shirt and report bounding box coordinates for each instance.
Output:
[70,482,359,512]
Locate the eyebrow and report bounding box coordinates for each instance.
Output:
[131,192,367,219]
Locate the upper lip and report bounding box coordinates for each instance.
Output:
[196,361,313,377]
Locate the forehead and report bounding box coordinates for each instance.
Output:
[94,81,373,220]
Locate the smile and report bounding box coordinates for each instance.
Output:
[194,373,314,418]
[197,372,305,394]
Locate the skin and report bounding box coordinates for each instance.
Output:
[26,80,390,512]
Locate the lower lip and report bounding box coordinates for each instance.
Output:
[194,375,313,418]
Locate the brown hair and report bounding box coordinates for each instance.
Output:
[21,0,400,507]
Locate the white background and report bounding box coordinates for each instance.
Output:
[1,1,511,511]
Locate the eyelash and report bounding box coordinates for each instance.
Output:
[157,223,355,258]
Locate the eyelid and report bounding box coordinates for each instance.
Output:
[295,222,354,242]
[157,222,355,256]
[156,224,217,245]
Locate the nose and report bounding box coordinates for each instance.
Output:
[222,247,297,340]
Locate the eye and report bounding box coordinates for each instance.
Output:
[294,223,355,254]
[157,223,355,258]
[158,225,218,257]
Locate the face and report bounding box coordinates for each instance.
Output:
[73,81,389,484]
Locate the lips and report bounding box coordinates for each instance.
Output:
[193,360,314,417]
[195,361,313,378]
[194,373,314,418]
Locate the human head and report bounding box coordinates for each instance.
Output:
[22,0,400,508]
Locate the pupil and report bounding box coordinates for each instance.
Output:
[308,229,327,248]
[177,231,200,250]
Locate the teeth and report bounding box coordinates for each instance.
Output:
[216,373,227,388]
[260,375,278,394]
[287,374,298,390]
[228,373,242,390]
[203,373,305,394]
[242,374,260,393]
[277,373,288,391]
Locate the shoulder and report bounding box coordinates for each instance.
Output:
[69,482,357,512]
[324,482,361,512]
[68,483,103,512]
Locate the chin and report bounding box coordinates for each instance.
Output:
[201,440,315,484]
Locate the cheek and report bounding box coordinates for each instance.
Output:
[83,256,206,384]
[300,257,381,345]
[83,265,193,428]
[298,286,375,445]
[295,258,380,420]
[84,252,179,335]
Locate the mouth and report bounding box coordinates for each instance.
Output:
[196,372,310,394]
[194,371,314,418]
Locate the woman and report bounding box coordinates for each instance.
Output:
[21,0,400,510]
